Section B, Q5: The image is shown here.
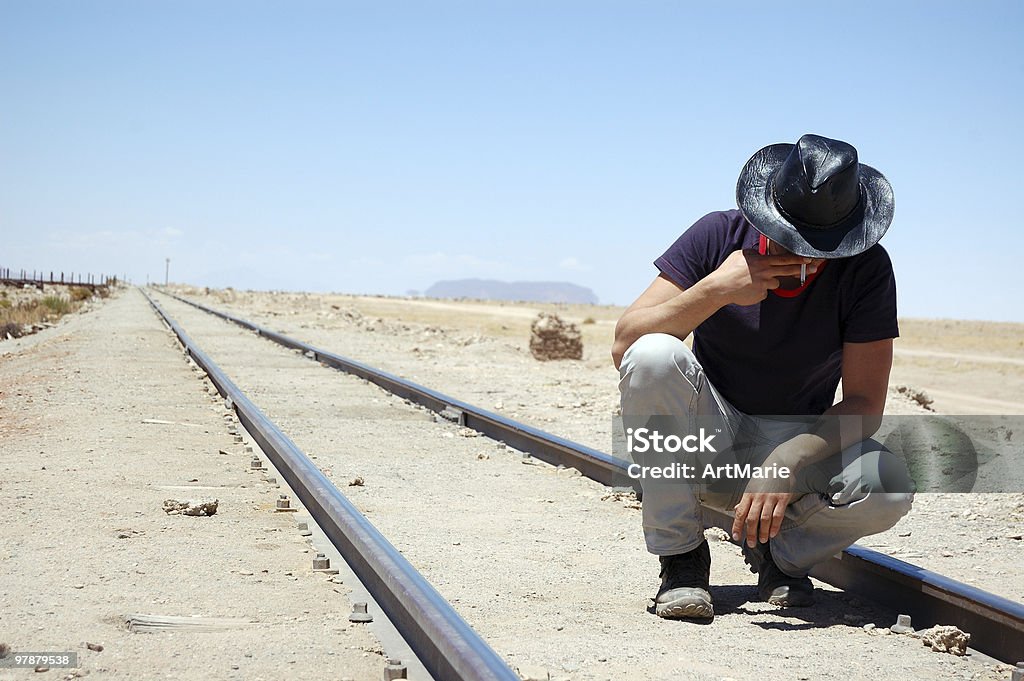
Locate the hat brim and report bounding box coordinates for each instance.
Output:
[735,143,894,259]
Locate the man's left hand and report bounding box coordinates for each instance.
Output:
[731,474,797,548]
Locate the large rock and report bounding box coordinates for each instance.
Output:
[529,313,582,361]
[920,625,970,655]
[162,498,219,516]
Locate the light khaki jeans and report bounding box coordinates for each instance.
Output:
[618,333,914,577]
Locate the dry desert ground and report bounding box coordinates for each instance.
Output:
[1,283,1021,681]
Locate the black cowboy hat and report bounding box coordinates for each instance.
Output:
[735,134,894,259]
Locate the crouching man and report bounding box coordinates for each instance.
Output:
[613,134,915,619]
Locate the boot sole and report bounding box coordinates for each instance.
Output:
[764,588,815,608]
[655,599,714,619]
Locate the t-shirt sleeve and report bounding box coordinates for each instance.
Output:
[653,211,728,289]
[842,245,900,343]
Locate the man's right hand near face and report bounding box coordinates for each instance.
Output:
[612,250,815,368]
[705,249,815,306]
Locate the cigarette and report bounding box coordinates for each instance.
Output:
[800,263,807,285]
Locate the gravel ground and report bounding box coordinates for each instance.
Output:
[3,286,1018,681]
[177,286,1024,604]
[142,288,1018,680]
[0,289,384,681]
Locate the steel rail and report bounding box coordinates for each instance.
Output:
[156,289,1024,664]
[142,290,520,681]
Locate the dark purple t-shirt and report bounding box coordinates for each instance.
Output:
[654,209,899,416]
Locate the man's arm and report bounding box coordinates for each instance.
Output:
[611,274,724,369]
[612,250,813,369]
[732,338,894,546]
[766,338,892,470]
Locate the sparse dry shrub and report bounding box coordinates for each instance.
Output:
[69,286,92,301]
[42,295,72,315]
[0,301,40,330]
[894,384,935,411]
[94,286,110,299]
[582,316,596,325]
[0,289,85,338]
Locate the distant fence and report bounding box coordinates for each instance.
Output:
[0,267,121,291]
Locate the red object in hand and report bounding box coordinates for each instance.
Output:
[757,233,825,297]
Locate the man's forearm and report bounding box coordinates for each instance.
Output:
[612,278,729,368]
[766,396,885,473]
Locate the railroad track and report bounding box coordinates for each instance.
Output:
[145,287,1024,673]
[142,290,519,681]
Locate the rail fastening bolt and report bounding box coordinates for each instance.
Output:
[312,553,330,570]
[890,614,914,634]
[276,495,291,510]
[250,456,264,470]
[296,521,312,537]
[1012,662,1024,681]
[349,602,373,623]
[383,658,407,680]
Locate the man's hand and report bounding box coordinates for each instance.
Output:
[707,249,814,306]
[731,473,798,548]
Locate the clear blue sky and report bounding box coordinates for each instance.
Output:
[2,1,1022,321]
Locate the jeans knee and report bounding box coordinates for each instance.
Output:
[863,449,917,496]
[828,447,915,534]
[850,490,914,535]
[872,491,914,532]
[619,333,695,385]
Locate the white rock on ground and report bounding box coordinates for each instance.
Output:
[920,625,971,656]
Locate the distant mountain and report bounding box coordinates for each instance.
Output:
[424,279,598,304]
